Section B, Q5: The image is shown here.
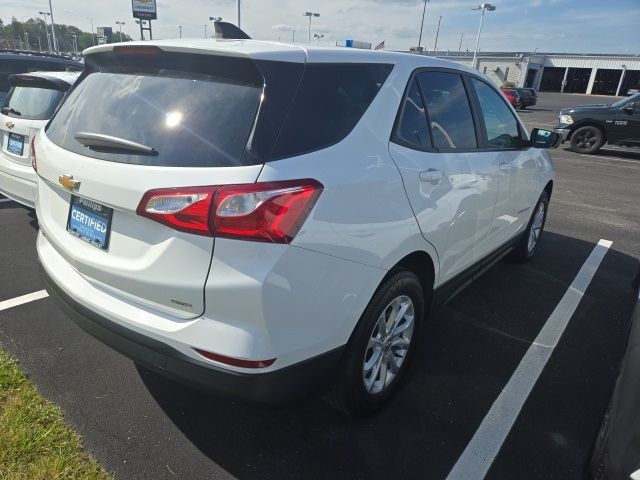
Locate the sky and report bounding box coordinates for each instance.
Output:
[1,0,639,54]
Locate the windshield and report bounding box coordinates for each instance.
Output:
[611,92,640,108]
[2,86,64,120]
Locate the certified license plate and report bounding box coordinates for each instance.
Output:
[7,132,24,155]
[67,195,113,250]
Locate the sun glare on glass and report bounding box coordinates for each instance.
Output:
[165,111,183,128]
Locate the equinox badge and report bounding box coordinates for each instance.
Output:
[59,175,80,191]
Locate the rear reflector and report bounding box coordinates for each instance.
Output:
[137,179,323,243]
[194,348,276,369]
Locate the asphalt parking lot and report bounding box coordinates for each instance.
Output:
[1,92,639,480]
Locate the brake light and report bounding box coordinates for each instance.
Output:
[113,46,162,56]
[30,136,37,172]
[137,179,323,243]
[194,348,276,369]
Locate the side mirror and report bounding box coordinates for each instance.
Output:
[531,128,561,149]
[623,105,635,114]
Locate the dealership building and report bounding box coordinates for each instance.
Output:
[412,51,640,96]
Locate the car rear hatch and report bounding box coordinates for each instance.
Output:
[36,44,306,319]
[1,74,68,166]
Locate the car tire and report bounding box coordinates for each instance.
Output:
[570,125,605,154]
[510,191,549,263]
[323,269,425,416]
[520,104,526,110]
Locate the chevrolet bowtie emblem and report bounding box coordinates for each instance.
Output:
[5,121,14,129]
[59,175,80,190]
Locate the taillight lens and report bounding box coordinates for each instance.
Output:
[194,348,276,369]
[137,179,323,243]
[30,136,37,172]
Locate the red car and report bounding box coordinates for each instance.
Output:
[501,88,520,109]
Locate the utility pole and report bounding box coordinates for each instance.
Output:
[72,34,77,55]
[433,15,442,54]
[459,33,464,52]
[418,0,429,50]
[179,25,182,38]
[48,0,58,52]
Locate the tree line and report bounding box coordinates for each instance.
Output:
[0,17,133,54]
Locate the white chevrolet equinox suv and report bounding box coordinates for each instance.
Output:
[36,40,558,416]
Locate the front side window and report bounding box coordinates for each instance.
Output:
[417,71,477,150]
[472,78,521,149]
[393,77,430,149]
[2,86,64,120]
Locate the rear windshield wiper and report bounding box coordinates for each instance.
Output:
[1,107,22,116]
[74,132,157,155]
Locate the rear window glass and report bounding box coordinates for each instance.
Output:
[46,56,264,168]
[270,63,393,159]
[2,86,64,120]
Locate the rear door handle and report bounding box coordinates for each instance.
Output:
[499,162,512,172]
[419,169,443,184]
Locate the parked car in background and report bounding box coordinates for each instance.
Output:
[36,40,559,416]
[554,93,640,154]
[0,51,82,104]
[0,71,81,207]
[627,85,640,96]
[587,267,640,480]
[512,87,537,109]
[501,88,521,109]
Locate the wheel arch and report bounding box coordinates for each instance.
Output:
[568,120,608,142]
[544,179,553,198]
[387,250,436,306]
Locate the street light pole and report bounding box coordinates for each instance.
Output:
[204,24,208,38]
[433,15,442,53]
[313,33,324,45]
[48,0,58,52]
[459,33,464,52]
[292,30,295,43]
[237,0,241,29]
[25,33,30,51]
[303,11,320,45]
[418,0,428,50]
[472,3,496,70]
[39,11,51,52]
[179,26,182,38]
[116,21,125,42]
[36,35,42,52]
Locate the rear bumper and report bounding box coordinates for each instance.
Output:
[0,156,36,208]
[40,264,344,406]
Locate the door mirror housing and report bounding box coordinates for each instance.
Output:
[623,105,635,114]
[531,128,561,149]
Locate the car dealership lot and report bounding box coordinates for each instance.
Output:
[0,92,639,480]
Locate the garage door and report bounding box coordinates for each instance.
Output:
[539,67,565,92]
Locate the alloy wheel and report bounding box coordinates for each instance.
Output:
[362,295,415,394]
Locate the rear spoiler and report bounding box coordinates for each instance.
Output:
[9,74,73,91]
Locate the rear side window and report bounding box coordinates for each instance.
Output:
[46,54,264,168]
[472,78,521,149]
[417,71,477,150]
[393,77,431,149]
[2,86,64,120]
[270,63,393,159]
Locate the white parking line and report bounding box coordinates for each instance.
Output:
[446,239,612,480]
[580,154,640,164]
[0,290,49,312]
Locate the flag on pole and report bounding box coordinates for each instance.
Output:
[374,40,385,50]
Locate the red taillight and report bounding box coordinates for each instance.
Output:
[136,179,323,243]
[194,348,276,369]
[30,136,37,172]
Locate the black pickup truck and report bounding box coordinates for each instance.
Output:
[554,93,640,154]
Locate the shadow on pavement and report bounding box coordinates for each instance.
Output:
[136,232,638,480]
